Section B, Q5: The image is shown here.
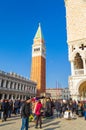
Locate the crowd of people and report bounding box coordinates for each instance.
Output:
[20,97,86,130]
[0,97,86,130]
[0,99,23,121]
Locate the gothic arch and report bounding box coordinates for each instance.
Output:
[76,79,86,94]
[74,53,83,69]
[79,82,86,97]
[71,50,83,61]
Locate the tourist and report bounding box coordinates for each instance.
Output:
[35,99,43,129]
[20,96,31,130]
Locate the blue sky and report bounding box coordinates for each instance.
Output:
[0,0,71,88]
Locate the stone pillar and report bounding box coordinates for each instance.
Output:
[7,94,9,99]
[30,86,31,93]
[18,95,20,99]
[11,95,14,100]
[2,94,5,99]
[15,94,17,99]
[3,80,6,87]
[19,84,21,90]
[8,81,11,89]
[22,84,24,91]
[25,96,26,100]
[16,83,18,90]
[71,61,74,76]
[83,59,86,75]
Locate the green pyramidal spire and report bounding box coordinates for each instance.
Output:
[34,23,44,40]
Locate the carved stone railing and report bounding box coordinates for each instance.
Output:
[74,69,84,75]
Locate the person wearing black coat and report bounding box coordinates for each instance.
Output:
[20,97,31,130]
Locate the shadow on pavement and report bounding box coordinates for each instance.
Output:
[43,120,60,129]
[0,122,16,127]
[43,126,60,130]
[7,116,20,121]
[43,118,55,124]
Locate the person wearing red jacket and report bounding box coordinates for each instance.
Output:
[35,99,43,129]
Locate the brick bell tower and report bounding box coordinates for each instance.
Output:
[30,23,46,96]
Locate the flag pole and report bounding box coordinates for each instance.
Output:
[56,80,58,99]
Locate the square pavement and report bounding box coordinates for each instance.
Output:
[0,116,86,130]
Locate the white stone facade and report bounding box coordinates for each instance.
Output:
[0,70,37,100]
[65,0,86,100]
[65,0,86,42]
[46,88,63,99]
[62,88,70,100]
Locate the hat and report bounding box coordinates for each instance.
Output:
[35,97,39,101]
[26,96,30,100]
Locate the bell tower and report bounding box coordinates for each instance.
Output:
[65,0,86,100]
[30,23,46,96]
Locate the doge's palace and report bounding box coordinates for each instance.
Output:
[65,0,86,100]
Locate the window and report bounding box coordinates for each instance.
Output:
[74,53,83,69]
[34,48,40,52]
